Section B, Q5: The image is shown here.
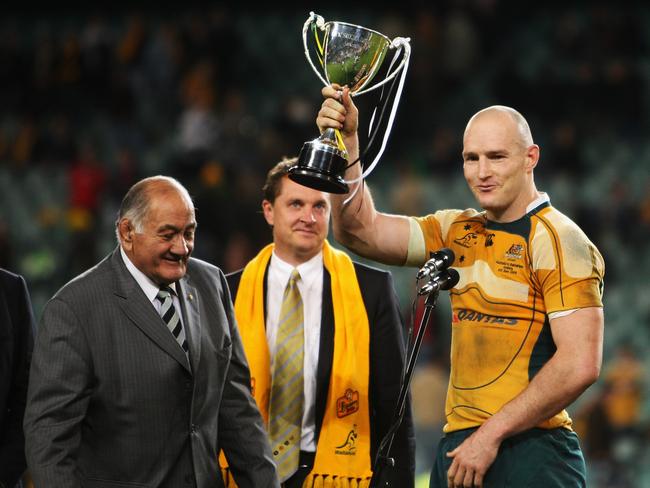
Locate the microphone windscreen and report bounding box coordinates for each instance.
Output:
[443,268,460,290]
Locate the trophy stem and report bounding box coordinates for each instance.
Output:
[289,128,350,194]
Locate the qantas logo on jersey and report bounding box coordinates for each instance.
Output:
[453,309,518,325]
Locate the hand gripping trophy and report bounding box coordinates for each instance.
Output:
[288,12,411,195]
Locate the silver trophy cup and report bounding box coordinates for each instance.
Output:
[288,12,411,194]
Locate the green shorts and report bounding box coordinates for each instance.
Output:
[430,427,586,488]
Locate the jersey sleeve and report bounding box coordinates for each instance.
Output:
[407,209,475,267]
[531,210,605,314]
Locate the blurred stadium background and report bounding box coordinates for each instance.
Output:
[1,3,649,486]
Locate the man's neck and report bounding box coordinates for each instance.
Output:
[272,248,321,267]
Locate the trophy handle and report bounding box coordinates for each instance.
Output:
[353,37,411,97]
[303,12,330,87]
[341,37,411,203]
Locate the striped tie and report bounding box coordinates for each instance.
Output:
[269,269,304,482]
[156,286,189,355]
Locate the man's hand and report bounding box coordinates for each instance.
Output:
[446,429,500,488]
[317,84,358,137]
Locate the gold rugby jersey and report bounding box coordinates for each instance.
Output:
[408,194,604,433]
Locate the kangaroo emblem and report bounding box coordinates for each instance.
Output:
[336,428,358,450]
[454,232,478,248]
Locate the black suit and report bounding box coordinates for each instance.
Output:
[24,248,278,488]
[227,260,416,487]
[0,268,35,488]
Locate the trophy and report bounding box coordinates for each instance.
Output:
[288,12,411,194]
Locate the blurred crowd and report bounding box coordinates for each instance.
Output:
[1,3,650,486]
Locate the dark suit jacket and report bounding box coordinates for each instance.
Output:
[227,260,416,486]
[24,248,278,488]
[0,269,35,488]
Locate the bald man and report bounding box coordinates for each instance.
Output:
[316,87,604,488]
[24,176,279,488]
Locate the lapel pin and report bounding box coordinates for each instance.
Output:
[187,293,194,301]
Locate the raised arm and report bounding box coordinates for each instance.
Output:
[317,85,411,266]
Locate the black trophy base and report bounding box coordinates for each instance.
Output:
[288,132,349,194]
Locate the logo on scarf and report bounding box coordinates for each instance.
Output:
[335,424,358,455]
[336,389,359,418]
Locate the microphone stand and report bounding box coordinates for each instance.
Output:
[369,284,443,487]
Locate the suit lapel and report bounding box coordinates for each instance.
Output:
[314,267,334,442]
[111,249,191,373]
[178,275,201,373]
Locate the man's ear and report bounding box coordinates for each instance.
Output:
[526,144,540,172]
[118,219,134,249]
[262,200,274,226]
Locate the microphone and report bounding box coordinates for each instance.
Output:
[417,268,460,296]
[416,248,455,280]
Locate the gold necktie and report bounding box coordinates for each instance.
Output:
[269,269,304,482]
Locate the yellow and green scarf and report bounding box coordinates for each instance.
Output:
[220,240,372,487]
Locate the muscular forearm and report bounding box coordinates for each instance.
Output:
[479,308,603,444]
[477,350,599,445]
[332,185,379,258]
[331,133,410,264]
[317,83,380,256]
[446,353,597,486]
[331,132,368,248]
[320,85,411,265]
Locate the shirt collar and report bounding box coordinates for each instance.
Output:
[270,250,323,290]
[526,192,550,214]
[120,246,178,303]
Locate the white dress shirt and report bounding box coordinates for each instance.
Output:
[266,251,323,452]
[119,247,189,337]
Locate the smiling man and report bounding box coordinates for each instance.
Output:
[316,90,605,488]
[219,158,415,488]
[24,176,279,488]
